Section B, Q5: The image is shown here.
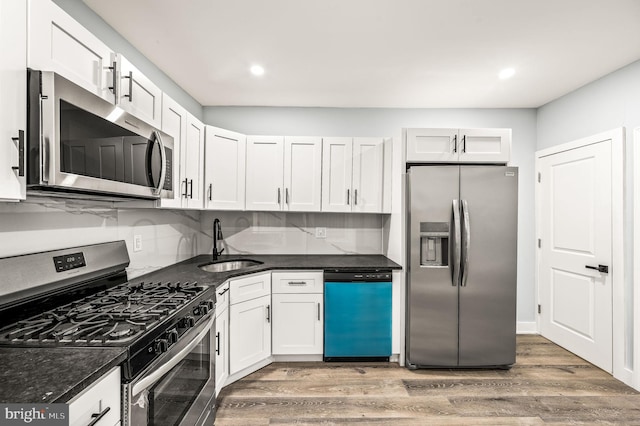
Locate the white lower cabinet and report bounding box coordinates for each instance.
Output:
[215,283,229,396]
[272,293,323,355]
[272,271,324,355]
[67,366,120,426]
[228,273,271,376]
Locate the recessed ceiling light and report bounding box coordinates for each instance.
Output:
[499,68,515,80]
[250,65,265,76]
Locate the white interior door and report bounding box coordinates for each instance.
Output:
[538,139,612,372]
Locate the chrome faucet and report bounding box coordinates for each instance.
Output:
[212,218,224,261]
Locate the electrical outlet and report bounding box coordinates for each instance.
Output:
[133,235,143,252]
[315,227,327,239]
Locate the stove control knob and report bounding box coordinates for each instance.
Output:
[200,304,209,315]
[167,329,179,345]
[181,316,195,328]
[154,339,168,354]
[202,299,214,310]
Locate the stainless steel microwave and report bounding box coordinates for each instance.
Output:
[26,69,174,200]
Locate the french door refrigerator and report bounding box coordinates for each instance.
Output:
[406,165,518,368]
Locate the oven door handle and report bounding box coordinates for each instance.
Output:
[132,314,214,396]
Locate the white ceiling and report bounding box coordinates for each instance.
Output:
[82,0,640,108]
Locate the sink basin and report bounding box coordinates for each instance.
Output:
[199,259,263,273]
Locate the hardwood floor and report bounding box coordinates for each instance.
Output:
[214,335,640,425]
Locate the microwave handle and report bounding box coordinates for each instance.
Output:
[152,131,167,196]
[131,313,214,396]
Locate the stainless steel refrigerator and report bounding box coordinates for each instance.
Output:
[406,165,518,368]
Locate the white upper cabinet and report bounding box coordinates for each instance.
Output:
[114,54,162,128]
[283,137,322,212]
[156,94,186,209]
[204,126,246,210]
[406,128,511,164]
[28,0,115,103]
[245,136,285,211]
[352,138,384,213]
[322,137,385,213]
[0,0,27,201]
[184,114,205,209]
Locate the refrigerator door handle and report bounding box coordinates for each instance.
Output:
[452,199,461,286]
[461,199,471,287]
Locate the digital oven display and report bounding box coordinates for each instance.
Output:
[53,252,86,272]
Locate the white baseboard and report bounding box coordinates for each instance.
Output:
[517,321,538,334]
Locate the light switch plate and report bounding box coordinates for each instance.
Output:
[315,227,327,239]
[133,234,142,252]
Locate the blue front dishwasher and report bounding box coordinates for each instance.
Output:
[324,270,392,361]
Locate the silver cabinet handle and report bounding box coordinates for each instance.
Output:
[347,189,350,205]
[266,304,270,323]
[87,406,111,426]
[277,188,281,204]
[287,281,307,286]
[188,179,194,199]
[453,134,457,153]
[11,130,25,177]
[286,188,289,204]
[452,199,461,287]
[182,178,188,198]
[354,189,358,205]
[124,71,133,101]
[461,135,467,153]
[317,303,321,321]
[108,61,118,102]
[461,199,471,287]
[215,332,220,355]
[208,183,213,201]
[217,287,229,296]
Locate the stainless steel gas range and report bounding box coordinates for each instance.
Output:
[0,241,216,426]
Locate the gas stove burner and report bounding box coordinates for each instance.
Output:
[108,326,134,339]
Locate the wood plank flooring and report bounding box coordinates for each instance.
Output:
[214,335,640,425]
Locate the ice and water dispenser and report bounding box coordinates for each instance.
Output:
[420,222,449,267]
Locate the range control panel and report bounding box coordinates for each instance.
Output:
[53,252,86,272]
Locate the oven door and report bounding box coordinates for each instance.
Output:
[124,314,216,426]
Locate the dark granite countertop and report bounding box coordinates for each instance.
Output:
[0,253,400,404]
[129,254,402,289]
[0,346,127,403]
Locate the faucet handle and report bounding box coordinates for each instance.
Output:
[217,248,225,256]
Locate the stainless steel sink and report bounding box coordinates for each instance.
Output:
[199,259,263,273]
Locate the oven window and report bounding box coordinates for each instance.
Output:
[147,331,212,426]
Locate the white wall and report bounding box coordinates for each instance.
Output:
[537,59,640,370]
[0,199,205,279]
[203,106,538,324]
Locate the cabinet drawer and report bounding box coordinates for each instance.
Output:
[272,271,323,293]
[68,366,120,426]
[216,282,230,313]
[229,272,271,305]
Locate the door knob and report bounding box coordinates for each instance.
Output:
[585,264,609,274]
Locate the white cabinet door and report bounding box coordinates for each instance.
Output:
[28,0,115,103]
[204,126,246,210]
[321,137,353,212]
[229,294,271,375]
[67,367,121,426]
[405,128,458,163]
[0,0,27,201]
[245,136,284,211]
[215,301,229,396]
[115,54,162,128]
[458,128,511,164]
[283,137,322,212]
[406,128,511,164]
[156,94,186,209]
[272,293,323,355]
[184,114,205,209]
[229,272,271,305]
[352,137,384,213]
